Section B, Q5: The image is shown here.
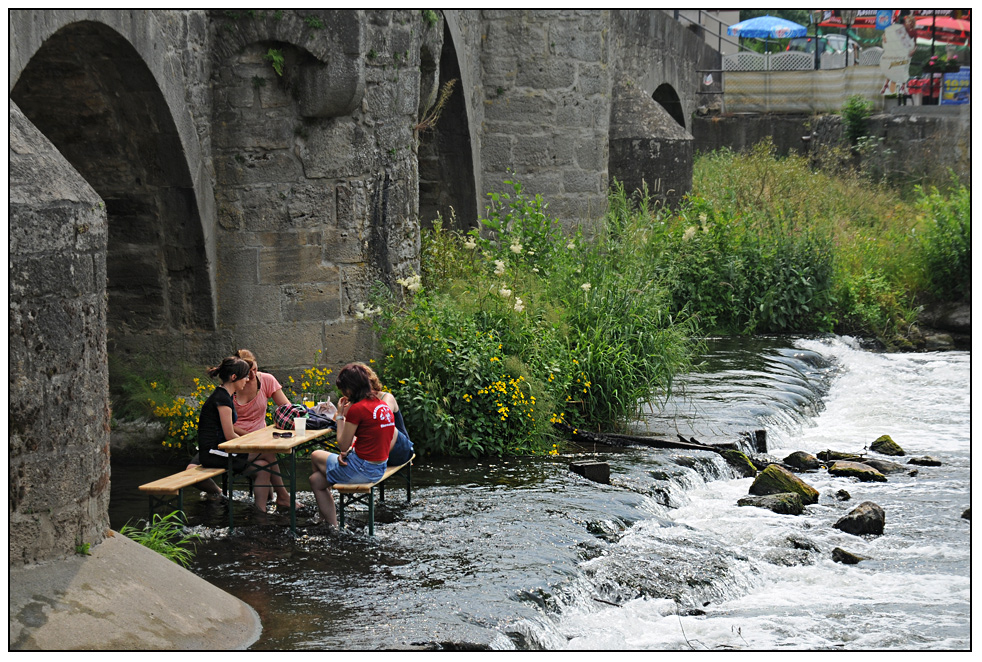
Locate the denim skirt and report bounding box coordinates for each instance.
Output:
[323,450,386,485]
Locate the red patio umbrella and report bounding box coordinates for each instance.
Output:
[913,16,971,45]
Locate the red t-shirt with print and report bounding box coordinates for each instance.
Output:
[346,396,395,463]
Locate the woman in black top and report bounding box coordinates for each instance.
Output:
[194,356,278,512]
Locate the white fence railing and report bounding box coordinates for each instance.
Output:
[722,47,881,71]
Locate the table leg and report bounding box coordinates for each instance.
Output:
[227,454,235,532]
[290,451,298,536]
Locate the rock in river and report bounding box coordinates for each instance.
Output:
[908,456,942,467]
[783,451,822,472]
[749,464,819,505]
[870,434,905,456]
[828,461,887,482]
[863,458,906,475]
[832,547,867,564]
[834,501,885,536]
[738,492,805,515]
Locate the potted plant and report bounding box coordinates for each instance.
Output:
[944,55,961,73]
[922,54,944,73]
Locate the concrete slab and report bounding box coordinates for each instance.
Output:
[9,532,261,650]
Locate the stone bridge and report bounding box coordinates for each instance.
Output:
[8,9,715,565]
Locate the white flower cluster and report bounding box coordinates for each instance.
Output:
[353,302,382,319]
[493,260,506,276]
[580,282,591,292]
[396,273,422,292]
[509,241,523,254]
[464,238,477,250]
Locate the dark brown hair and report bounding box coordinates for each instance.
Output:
[207,356,250,383]
[335,362,376,403]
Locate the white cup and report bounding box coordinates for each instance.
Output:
[294,417,307,436]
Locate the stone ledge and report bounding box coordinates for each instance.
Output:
[10,534,261,650]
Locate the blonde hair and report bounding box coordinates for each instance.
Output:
[235,348,257,369]
[360,362,384,393]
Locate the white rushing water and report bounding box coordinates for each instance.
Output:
[552,336,971,650]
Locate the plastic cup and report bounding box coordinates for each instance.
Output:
[294,417,307,436]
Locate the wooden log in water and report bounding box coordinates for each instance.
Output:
[554,423,721,453]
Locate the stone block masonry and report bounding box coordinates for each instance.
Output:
[211,10,425,375]
[9,101,111,565]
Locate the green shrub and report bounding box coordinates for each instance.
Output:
[913,181,971,301]
[841,94,874,145]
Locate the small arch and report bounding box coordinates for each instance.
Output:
[652,83,686,129]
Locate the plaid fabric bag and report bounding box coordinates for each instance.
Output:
[273,403,307,430]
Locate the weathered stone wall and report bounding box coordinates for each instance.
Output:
[209,10,429,374]
[470,9,613,230]
[692,114,813,157]
[9,101,111,564]
[691,105,971,189]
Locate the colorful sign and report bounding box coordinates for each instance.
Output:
[880,23,916,84]
[875,11,894,30]
[940,67,971,105]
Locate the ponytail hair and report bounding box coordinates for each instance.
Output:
[207,357,250,383]
[235,348,257,369]
[335,362,376,403]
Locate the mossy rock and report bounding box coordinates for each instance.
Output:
[749,464,819,505]
[720,449,758,477]
[737,492,804,515]
[870,434,905,456]
[828,461,887,482]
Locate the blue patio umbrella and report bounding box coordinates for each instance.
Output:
[727,15,808,39]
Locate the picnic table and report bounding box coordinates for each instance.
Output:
[219,424,335,535]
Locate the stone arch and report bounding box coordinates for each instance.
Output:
[428,12,481,231]
[652,82,686,129]
[417,19,478,231]
[10,20,215,362]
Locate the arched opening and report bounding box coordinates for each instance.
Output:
[418,22,477,231]
[652,83,686,129]
[11,21,213,362]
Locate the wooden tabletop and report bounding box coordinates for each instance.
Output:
[218,424,334,453]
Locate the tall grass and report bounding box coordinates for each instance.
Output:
[119,511,200,568]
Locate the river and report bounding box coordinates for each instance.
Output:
[108,335,971,650]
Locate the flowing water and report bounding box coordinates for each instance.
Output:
[108,336,971,650]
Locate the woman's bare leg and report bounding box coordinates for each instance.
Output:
[308,470,338,527]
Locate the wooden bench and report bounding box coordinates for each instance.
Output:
[138,466,228,521]
[335,455,414,536]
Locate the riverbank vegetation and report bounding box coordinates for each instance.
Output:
[370,142,968,457]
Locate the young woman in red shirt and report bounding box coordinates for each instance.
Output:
[309,362,398,528]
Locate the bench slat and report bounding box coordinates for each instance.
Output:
[139,466,227,495]
[335,456,413,493]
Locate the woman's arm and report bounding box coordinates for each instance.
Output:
[335,398,354,452]
[271,388,290,407]
[381,391,399,414]
[218,405,239,440]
